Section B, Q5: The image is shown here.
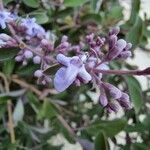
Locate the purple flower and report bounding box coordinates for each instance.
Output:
[54,54,92,92]
[21,18,45,37]
[0,33,17,47]
[106,39,127,61]
[99,90,108,107]
[102,82,122,99]
[0,10,12,29]
[117,92,132,109]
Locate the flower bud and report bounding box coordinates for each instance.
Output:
[125,43,132,50]
[109,27,120,36]
[99,93,108,107]
[24,50,33,59]
[108,102,119,112]
[33,56,41,64]
[61,35,68,43]
[102,83,122,99]
[118,93,132,109]
[106,39,127,61]
[86,33,94,43]
[108,35,117,49]
[22,60,28,66]
[34,70,43,77]
[118,51,132,59]
[15,55,23,62]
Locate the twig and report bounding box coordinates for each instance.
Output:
[12,78,42,96]
[57,115,76,138]
[7,100,16,144]
[0,72,16,143]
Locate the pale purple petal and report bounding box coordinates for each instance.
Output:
[99,93,108,107]
[56,54,71,66]
[54,66,78,92]
[78,65,92,83]
[102,83,122,99]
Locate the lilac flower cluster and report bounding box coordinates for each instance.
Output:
[1,6,150,113]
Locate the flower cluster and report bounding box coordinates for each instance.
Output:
[0,6,150,113]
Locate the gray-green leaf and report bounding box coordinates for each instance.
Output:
[125,76,142,113]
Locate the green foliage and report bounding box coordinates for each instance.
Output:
[64,0,86,7]
[22,0,40,8]
[0,48,19,61]
[0,0,149,149]
[86,118,127,137]
[126,16,143,48]
[125,76,142,114]
[29,10,49,24]
[94,131,109,150]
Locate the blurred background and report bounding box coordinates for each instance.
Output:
[0,0,150,150]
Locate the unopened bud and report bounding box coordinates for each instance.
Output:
[99,93,108,107]
[34,70,43,77]
[24,50,33,59]
[33,56,41,64]
[102,83,122,99]
[109,27,120,36]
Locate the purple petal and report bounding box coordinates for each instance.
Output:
[118,93,132,109]
[106,39,127,61]
[56,54,71,66]
[118,51,132,59]
[102,83,122,99]
[99,93,108,107]
[116,39,127,50]
[54,66,78,92]
[109,35,117,49]
[78,65,92,83]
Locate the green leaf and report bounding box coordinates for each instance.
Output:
[22,0,40,8]
[129,0,140,24]
[91,0,102,13]
[0,47,19,62]
[13,99,24,125]
[0,89,26,98]
[81,14,101,24]
[126,16,143,48]
[86,118,127,137]
[131,143,150,150]
[27,92,41,114]
[104,5,123,25]
[38,99,57,120]
[29,11,49,24]
[142,115,150,131]
[3,0,13,5]
[125,124,148,133]
[94,131,109,150]
[64,0,86,7]
[125,76,142,113]
[43,63,60,75]
[16,63,39,76]
[3,60,15,76]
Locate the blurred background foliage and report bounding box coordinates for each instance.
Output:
[0,0,150,149]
